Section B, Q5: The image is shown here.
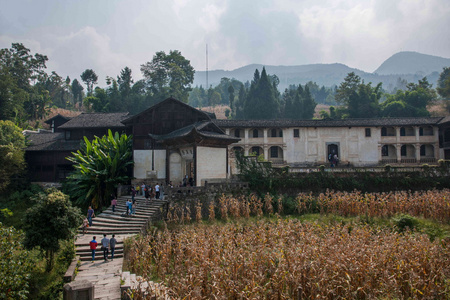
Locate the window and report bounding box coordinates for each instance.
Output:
[401,145,407,156]
[293,129,299,138]
[270,147,278,158]
[253,129,258,138]
[420,145,426,156]
[365,128,371,137]
[251,146,260,156]
[271,129,277,137]
[381,145,389,156]
[65,130,71,140]
[381,127,387,136]
[400,127,406,136]
[419,127,424,136]
[234,129,240,138]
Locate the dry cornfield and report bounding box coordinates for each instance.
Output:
[303,189,450,223]
[127,219,450,299]
[166,190,450,224]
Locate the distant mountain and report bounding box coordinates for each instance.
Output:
[374,51,450,76]
[193,51,450,92]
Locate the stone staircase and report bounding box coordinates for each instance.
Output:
[75,196,165,261]
[72,195,167,299]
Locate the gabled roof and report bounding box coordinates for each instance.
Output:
[149,120,240,145]
[44,114,72,125]
[58,112,130,129]
[122,97,211,124]
[213,117,444,128]
[25,132,80,151]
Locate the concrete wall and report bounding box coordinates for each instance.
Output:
[133,150,166,180]
[196,147,227,185]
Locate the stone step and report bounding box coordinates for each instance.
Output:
[79,253,123,261]
[78,221,143,230]
[79,228,142,235]
[85,218,146,226]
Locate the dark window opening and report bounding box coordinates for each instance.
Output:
[420,145,426,156]
[400,127,406,136]
[381,127,387,136]
[365,128,371,137]
[253,129,258,138]
[234,129,240,138]
[401,145,407,156]
[251,147,260,156]
[294,129,299,138]
[381,145,389,156]
[270,147,278,158]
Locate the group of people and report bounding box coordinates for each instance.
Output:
[133,182,164,201]
[328,153,339,167]
[89,234,117,262]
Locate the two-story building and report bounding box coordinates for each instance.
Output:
[25,97,449,185]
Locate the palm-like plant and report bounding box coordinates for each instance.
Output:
[66,130,133,208]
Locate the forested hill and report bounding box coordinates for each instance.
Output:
[193,52,450,92]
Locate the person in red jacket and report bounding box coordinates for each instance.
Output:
[90,236,98,262]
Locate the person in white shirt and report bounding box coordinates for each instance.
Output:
[155,183,160,199]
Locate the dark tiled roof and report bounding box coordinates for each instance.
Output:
[58,112,129,129]
[25,132,81,151]
[44,114,72,124]
[150,121,240,142]
[122,97,211,124]
[438,116,450,124]
[213,117,444,128]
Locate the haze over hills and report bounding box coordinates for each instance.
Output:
[193,52,450,92]
[374,51,450,75]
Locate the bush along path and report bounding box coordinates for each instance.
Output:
[72,195,166,300]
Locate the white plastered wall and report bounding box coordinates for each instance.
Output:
[196,146,227,185]
[133,150,166,180]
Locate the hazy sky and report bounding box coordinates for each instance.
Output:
[1,0,449,86]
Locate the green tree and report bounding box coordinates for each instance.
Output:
[80,69,98,96]
[0,224,36,299]
[66,130,133,208]
[335,72,381,118]
[381,77,436,117]
[437,67,450,112]
[23,189,81,272]
[140,50,195,103]
[0,43,49,123]
[244,67,279,119]
[0,120,26,192]
[71,78,84,107]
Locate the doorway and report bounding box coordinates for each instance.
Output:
[327,143,339,162]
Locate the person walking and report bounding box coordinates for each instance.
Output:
[111,197,117,212]
[131,187,136,203]
[155,183,160,199]
[90,236,98,262]
[101,234,110,262]
[141,183,146,196]
[126,199,132,215]
[87,206,95,227]
[110,234,117,261]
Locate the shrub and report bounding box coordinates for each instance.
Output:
[393,214,419,232]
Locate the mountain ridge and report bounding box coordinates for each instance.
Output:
[193,52,450,92]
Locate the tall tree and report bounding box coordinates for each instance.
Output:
[244,68,279,119]
[140,50,194,103]
[335,72,381,118]
[80,69,98,96]
[0,120,26,192]
[71,78,84,106]
[437,67,450,112]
